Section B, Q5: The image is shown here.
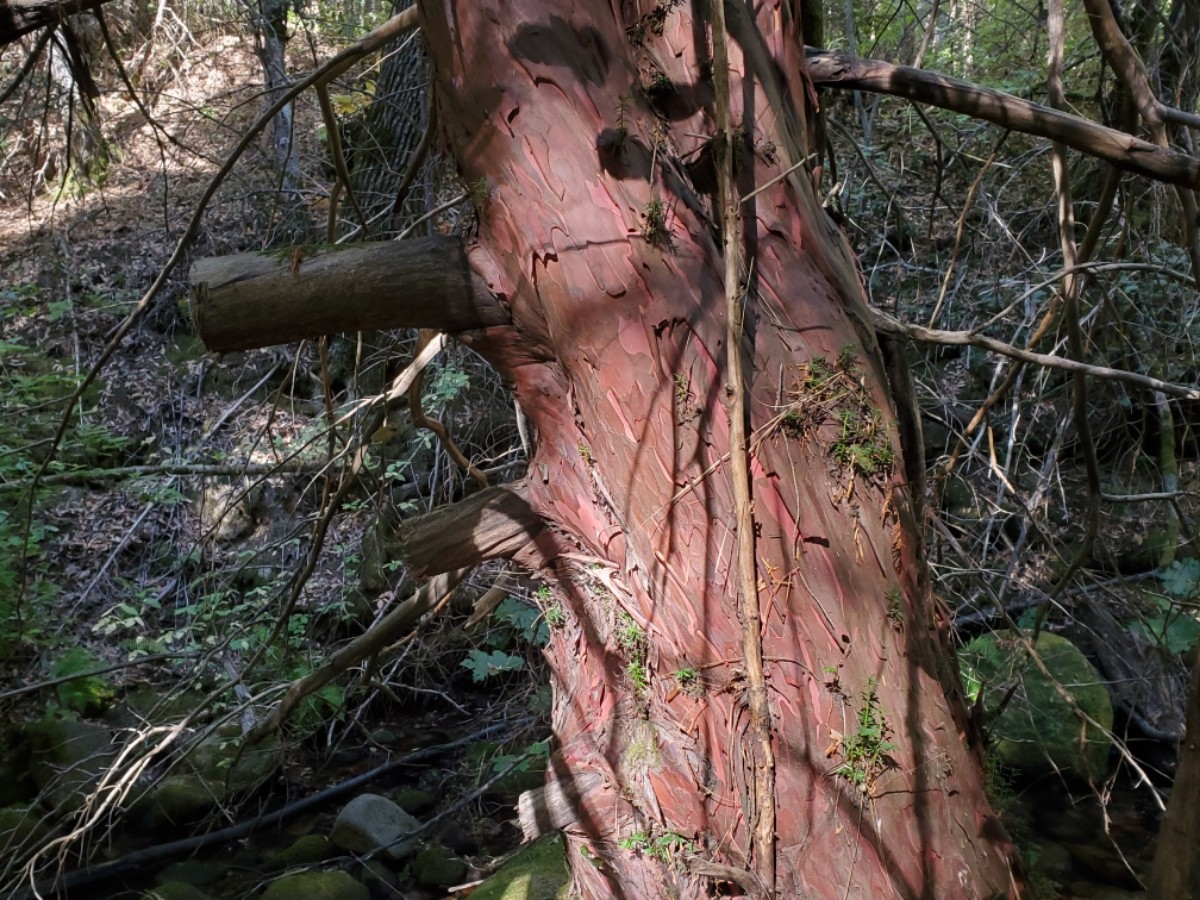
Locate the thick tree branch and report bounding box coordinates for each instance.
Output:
[805,47,1200,189]
[189,238,507,352]
[0,0,113,44]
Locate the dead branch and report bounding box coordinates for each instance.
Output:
[246,568,469,744]
[805,47,1200,190]
[868,306,1200,400]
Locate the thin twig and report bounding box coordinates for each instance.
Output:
[868,306,1200,400]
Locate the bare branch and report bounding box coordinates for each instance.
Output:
[805,47,1200,189]
[867,306,1200,401]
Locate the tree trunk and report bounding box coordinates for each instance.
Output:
[420,1,1017,897]
[0,0,115,45]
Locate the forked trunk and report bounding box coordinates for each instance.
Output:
[422,1,1017,896]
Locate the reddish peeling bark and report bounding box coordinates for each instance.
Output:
[423,1,1017,896]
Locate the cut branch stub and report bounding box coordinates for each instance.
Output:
[188,237,506,352]
[396,480,551,576]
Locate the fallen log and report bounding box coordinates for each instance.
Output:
[188,237,506,352]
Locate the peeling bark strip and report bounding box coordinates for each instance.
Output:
[0,0,114,45]
[806,48,1200,189]
[188,238,505,352]
[396,481,548,577]
[424,1,1015,897]
[518,771,605,840]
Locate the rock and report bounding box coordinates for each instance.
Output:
[260,870,369,900]
[470,834,570,900]
[391,787,435,816]
[1065,842,1144,888]
[330,793,420,862]
[105,687,206,730]
[24,717,119,813]
[358,859,398,893]
[155,859,229,886]
[0,748,36,808]
[186,724,280,796]
[141,884,215,900]
[0,803,53,855]
[412,841,468,888]
[960,632,1113,779]
[369,728,399,747]
[136,774,218,829]
[438,821,479,856]
[264,834,337,870]
[1032,840,1075,883]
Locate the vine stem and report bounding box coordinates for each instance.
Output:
[711,3,776,895]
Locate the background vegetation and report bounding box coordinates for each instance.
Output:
[0,0,1197,894]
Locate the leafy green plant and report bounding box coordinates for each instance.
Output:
[292,682,346,735]
[885,586,904,626]
[619,829,695,863]
[832,678,895,795]
[616,613,650,699]
[52,647,116,716]
[489,738,550,777]
[626,659,649,694]
[782,350,893,482]
[495,595,550,645]
[673,667,696,686]
[1131,592,1200,654]
[461,649,526,682]
[641,198,670,247]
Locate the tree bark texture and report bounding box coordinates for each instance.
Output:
[188,238,505,351]
[422,1,1016,897]
[349,3,428,222]
[0,0,113,45]
[1149,651,1200,896]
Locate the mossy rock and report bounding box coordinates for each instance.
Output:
[471,834,570,900]
[0,803,54,855]
[960,632,1112,779]
[136,774,219,829]
[260,870,369,900]
[186,725,280,796]
[24,717,119,813]
[155,859,229,886]
[264,834,337,870]
[142,883,215,900]
[0,746,37,807]
[391,787,435,815]
[106,687,206,729]
[412,841,468,888]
